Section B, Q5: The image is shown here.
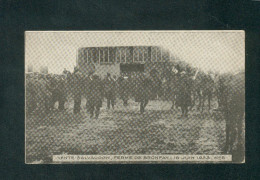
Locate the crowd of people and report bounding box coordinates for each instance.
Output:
[26,65,244,153]
[26,67,244,117]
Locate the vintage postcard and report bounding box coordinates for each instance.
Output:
[25,31,245,164]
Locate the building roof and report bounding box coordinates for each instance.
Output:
[77,46,171,65]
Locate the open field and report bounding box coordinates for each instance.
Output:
[26,98,227,163]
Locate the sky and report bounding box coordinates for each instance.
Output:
[25,31,245,74]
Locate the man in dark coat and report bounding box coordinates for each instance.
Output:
[73,71,83,114]
[150,68,162,100]
[84,75,92,113]
[175,71,192,117]
[134,73,153,114]
[217,75,228,110]
[104,73,116,110]
[48,75,66,111]
[26,74,37,114]
[223,72,245,156]
[57,76,66,110]
[141,75,153,114]
[88,74,104,118]
[167,72,179,110]
[118,74,130,107]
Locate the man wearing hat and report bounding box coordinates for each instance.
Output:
[88,73,103,118]
[175,71,192,117]
[104,73,116,110]
[117,73,130,107]
[73,70,83,114]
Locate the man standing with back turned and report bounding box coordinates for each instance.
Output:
[88,74,103,118]
[104,73,116,110]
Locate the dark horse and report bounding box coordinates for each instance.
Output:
[133,71,162,114]
[162,72,178,109]
[221,72,245,155]
[193,72,215,112]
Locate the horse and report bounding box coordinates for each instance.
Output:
[162,72,178,109]
[132,71,162,113]
[219,72,245,154]
[193,72,215,112]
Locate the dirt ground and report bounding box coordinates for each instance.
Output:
[25,98,227,163]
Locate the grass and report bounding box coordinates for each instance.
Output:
[26,98,226,164]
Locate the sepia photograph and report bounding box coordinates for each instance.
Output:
[25,31,245,164]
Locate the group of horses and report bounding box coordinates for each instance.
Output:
[62,68,220,115]
[47,66,244,117]
[26,68,244,155]
[151,70,217,114]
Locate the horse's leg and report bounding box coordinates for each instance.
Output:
[194,90,198,107]
[170,93,174,109]
[192,91,196,111]
[208,93,211,111]
[190,92,194,111]
[140,100,144,114]
[181,106,185,117]
[143,99,149,110]
[184,105,188,117]
[171,100,174,109]
[190,90,194,108]
[225,119,231,153]
[198,91,202,111]
[201,94,205,113]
